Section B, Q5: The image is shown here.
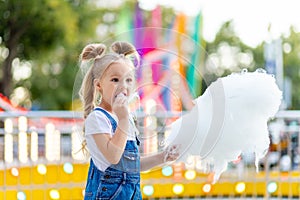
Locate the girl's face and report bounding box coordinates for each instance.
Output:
[96,60,135,111]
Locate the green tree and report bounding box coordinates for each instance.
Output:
[282,27,300,109]
[204,20,300,109]
[28,1,101,110]
[0,0,72,95]
[204,20,259,84]
[0,0,99,109]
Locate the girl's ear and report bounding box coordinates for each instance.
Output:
[94,79,101,91]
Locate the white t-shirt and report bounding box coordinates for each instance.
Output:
[85,107,137,171]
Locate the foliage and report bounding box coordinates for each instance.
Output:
[205,20,300,109]
[0,0,100,109]
[28,1,101,110]
[282,27,300,109]
[203,20,259,88]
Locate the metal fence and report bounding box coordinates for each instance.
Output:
[0,110,299,199]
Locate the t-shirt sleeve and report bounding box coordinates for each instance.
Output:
[85,111,113,135]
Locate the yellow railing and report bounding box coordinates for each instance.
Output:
[0,110,300,199]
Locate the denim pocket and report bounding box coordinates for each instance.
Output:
[124,151,138,161]
[123,150,139,172]
[110,141,140,173]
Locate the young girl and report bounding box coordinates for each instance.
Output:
[78,41,179,200]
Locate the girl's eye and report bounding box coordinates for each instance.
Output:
[111,78,119,82]
[126,78,133,83]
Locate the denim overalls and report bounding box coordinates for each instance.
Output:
[84,108,142,200]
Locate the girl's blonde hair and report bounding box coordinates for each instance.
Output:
[78,41,140,119]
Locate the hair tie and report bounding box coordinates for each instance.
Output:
[119,54,125,58]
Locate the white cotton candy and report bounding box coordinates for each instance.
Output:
[165,69,282,183]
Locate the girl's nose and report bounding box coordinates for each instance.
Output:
[119,80,129,88]
[117,81,128,93]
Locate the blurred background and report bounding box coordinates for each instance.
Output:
[0,0,300,199]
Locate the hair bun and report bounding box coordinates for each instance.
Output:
[111,41,140,67]
[80,43,106,61]
[111,41,136,56]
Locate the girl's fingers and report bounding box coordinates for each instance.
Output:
[164,144,180,162]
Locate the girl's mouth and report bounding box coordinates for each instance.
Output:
[115,93,126,98]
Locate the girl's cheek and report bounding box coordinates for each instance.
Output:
[128,87,134,95]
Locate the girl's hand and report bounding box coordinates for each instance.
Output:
[112,93,129,120]
[163,144,180,162]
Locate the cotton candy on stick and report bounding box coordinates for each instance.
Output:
[165,69,282,183]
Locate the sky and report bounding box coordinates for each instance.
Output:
[138,0,300,47]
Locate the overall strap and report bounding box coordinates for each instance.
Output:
[94,108,117,133]
[94,107,140,146]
